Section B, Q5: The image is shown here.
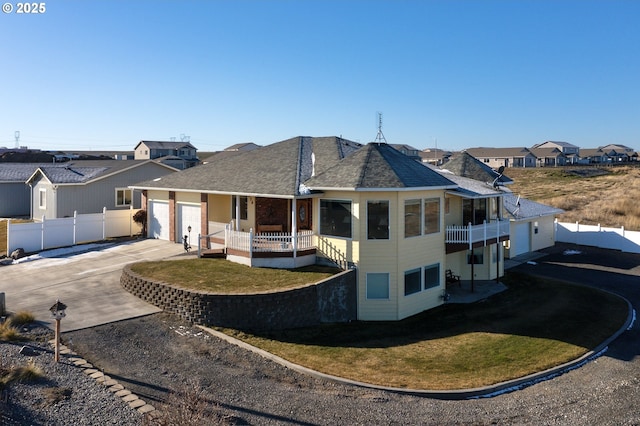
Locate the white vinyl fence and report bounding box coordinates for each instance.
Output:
[7,207,142,254]
[555,220,640,254]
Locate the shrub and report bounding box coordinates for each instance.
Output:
[7,310,35,327]
[0,322,23,341]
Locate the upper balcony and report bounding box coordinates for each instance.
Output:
[445,219,510,254]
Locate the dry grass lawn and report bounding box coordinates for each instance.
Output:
[217,272,627,390]
[506,165,640,230]
[130,259,340,293]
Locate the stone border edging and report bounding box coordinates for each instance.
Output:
[197,292,634,400]
[50,340,157,416]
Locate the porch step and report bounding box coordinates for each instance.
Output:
[200,248,226,258]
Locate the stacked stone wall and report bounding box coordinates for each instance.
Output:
[121,266,356,331]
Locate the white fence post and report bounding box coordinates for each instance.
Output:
[102,207,107,240]
[73,211,77,245]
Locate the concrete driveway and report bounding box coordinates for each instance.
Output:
[0,239,187,331]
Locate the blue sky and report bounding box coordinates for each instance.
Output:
[1,0,638,152]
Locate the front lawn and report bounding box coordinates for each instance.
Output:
[129,259,628,390]
[129,259,341,293]
[217,272,628,390]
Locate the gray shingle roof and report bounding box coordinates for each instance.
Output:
[441,152,513,185]
[305,143,457,190]
[503,193,564,220]
[27,160,173,184]
[465,147,535,158]
[132,136,364,197]
[434,169,505,198]
[0,164,47,182]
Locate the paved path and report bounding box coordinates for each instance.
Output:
[0,239,186,331]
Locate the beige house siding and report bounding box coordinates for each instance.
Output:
[531,216,556,251]
[208,194,231,224]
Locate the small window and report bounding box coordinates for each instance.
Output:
[320,199,352,238]
[424,264,440,290]
[404,199,421,238]
[404,268,422,296]
[367,200,389,240]
[39,189,46,209]
[232,196,248,220]
[444,198,450,215]
[423,198,440,234]
[366,273,390,299]
[116,188,133,207]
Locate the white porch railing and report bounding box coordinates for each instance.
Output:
[225,226,315,253]
[446,220,510,249]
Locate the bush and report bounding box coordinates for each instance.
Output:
[7,310,35,327]
[133,210,148,236]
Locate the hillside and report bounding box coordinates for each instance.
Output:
[505,165,640,231]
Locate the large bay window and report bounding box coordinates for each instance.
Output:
[424,198,440,234]
[404,197,441,238]
[320,199,352,238]
[367,200,389,240]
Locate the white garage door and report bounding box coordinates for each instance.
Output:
[512,222,531,257]
[177,203,201,247]
[149,201,170,240]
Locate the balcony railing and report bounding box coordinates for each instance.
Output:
[225,226,315,253]
[446,220,510,249]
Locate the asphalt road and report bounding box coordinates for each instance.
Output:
[0,238,186,331]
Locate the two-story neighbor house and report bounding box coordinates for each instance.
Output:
[134,141,199,169]
[465,147,537,168]
[531,141,580,164]
[131,136,512,322]
[26,160,177,219]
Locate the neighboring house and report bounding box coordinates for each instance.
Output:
[531,141,580,156]
[529,148,567,167]
[26,160,178,219]
[134,141,199,169]
[441,151,514,187]
[390,144,421,161]
[224,142,261,152]
[465,147,537,168]
[131,136,512,322]
[419,148,453,166]
[502,194,564,258]
[0,164,43,217]
[598,144,634,162]
[578,148,610,164]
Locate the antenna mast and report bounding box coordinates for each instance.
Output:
[374,112,387,143]
[14,131,20,149]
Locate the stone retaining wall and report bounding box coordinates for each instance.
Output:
[121,266,357,331]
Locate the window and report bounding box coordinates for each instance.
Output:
[320,199,352,238]
[467,248,484,264]
[424,264,440,290]
[39,189,46,209]
[366,273,390,299]
[367,200,389,239]
[404,199,421,238]
[404,268,422,296]
[463,199,487,226]
[116,189,133,207]
[232,196,248,220]
[423,198,440,234]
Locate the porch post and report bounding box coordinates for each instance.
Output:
[496,219,500,282]
[291,198,298,256]
[235,195,240,231]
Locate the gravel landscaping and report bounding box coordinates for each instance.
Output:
[2,309,638,425]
